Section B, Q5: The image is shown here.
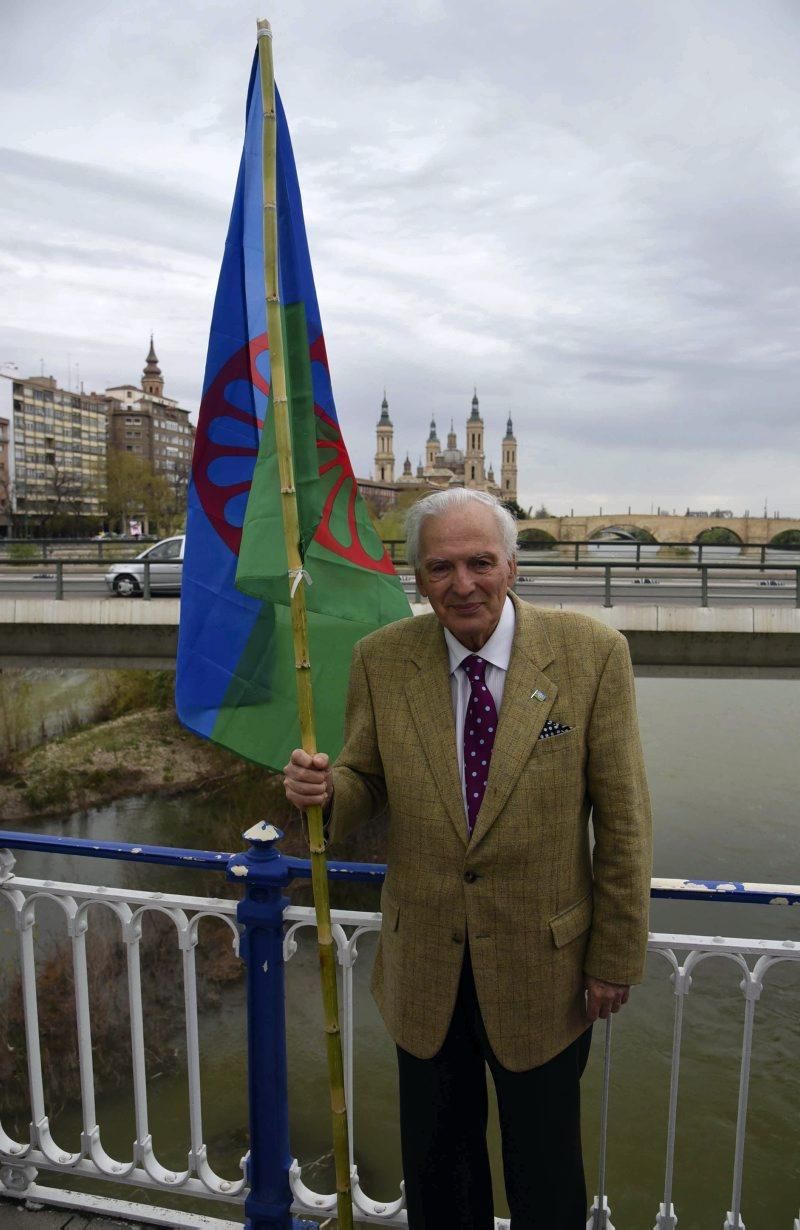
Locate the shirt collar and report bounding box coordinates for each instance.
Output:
[444,595,516,676]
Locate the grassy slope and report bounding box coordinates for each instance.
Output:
[0,705,249,823]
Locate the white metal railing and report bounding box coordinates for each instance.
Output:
[587,932,800,1230]
[0,868,245,1228]
[1,850,798,1229]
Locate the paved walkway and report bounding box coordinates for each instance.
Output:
[0,1199,335,1229]
[1,1203,139,1229]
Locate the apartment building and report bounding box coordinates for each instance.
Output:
[105,338,194,485]
[0,373,107,526]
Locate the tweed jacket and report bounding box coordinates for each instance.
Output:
[329,593,653,1072]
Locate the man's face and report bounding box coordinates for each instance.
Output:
[415,503,517,651]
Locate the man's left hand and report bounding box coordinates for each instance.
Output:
[584,976,630,1021]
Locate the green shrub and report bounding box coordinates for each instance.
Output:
[8,542,39,562]
[770,529,800,550]
[95,670,175,720]
[518,528,557,550]
[695,527,742,546]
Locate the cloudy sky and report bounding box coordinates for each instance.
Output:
[2,0,799,516]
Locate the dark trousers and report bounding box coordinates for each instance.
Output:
[397,947,592,1230]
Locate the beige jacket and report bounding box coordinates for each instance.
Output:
[329,594,653,1072]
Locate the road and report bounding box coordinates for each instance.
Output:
[0,570,797,606]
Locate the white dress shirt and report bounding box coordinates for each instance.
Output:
[443,595,516,822]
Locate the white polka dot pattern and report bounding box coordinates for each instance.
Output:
[461,655,498,833]
[538,718,572,739]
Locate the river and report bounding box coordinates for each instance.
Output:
[1,673,798,1228]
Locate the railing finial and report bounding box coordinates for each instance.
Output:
[0,848,15,883]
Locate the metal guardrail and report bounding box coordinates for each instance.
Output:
[2,556,800,608]
[381,539,800,569]
[0,538,157,562]
[3,538,800,570]
[509,560,800,609]
[508,561,800,609]
[0,557,164,600]
[1,828,798,1229]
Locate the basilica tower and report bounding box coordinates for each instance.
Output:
[464,389,485,486]
[374,392,395,482]
[425,417,440,470]
[501,415,517,502]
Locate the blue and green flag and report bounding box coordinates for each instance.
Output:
[176,53,410,772]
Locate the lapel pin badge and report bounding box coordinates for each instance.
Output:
[531,689,546,702]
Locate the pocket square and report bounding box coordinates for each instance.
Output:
[539,719,572,740]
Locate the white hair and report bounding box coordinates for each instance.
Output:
[405,489,518,570]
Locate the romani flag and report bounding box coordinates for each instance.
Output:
[175,53,411,771]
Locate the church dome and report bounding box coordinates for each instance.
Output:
[441,446,464,467]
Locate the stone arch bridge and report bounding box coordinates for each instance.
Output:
[516,514,800,545]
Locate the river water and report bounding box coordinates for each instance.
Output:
[1,673,799,1227]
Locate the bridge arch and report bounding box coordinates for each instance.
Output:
[517,527,557,550]
[588,525,658,544]
[694,526,743,546]
[769,529,800,549]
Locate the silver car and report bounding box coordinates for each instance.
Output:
[105,534,185,597]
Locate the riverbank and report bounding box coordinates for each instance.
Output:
[0,705,253,824]
[0,692,391,896]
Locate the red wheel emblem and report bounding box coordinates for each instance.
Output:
[193,332,395,576]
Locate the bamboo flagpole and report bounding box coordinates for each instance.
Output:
[256,19,355,1230]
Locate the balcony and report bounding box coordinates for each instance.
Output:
[0,827,798,1229]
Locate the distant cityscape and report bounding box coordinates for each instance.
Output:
[0,346,794,540]
[0,339,194,534]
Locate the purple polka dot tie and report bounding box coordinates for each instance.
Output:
[462,655,498,834]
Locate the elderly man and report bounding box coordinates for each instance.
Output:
[284,489,652,1230]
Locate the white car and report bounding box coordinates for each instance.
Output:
[105,534,185,597]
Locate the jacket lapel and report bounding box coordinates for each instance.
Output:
[405,619,469,849]
[469,597,557,848]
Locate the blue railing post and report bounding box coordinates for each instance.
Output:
[227,822,316,1230]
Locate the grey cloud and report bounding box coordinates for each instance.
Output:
[2,0,799,515]
[583,372,655,386]
[0,148,226,256]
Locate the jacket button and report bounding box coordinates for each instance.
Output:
[464,870,477,883]
[451,930,464,944]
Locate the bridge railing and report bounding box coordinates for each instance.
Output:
[3,536,799,566]
[2,551,800,608]
[1,827,798,1229]
[0,538,156,562]
[382,540,800,570]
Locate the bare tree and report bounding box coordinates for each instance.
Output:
[36,464,87,534]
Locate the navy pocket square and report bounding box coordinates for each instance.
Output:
[539,719,572,740]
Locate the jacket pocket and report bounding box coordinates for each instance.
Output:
[549,893,592,948]
[534,727,580,756]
